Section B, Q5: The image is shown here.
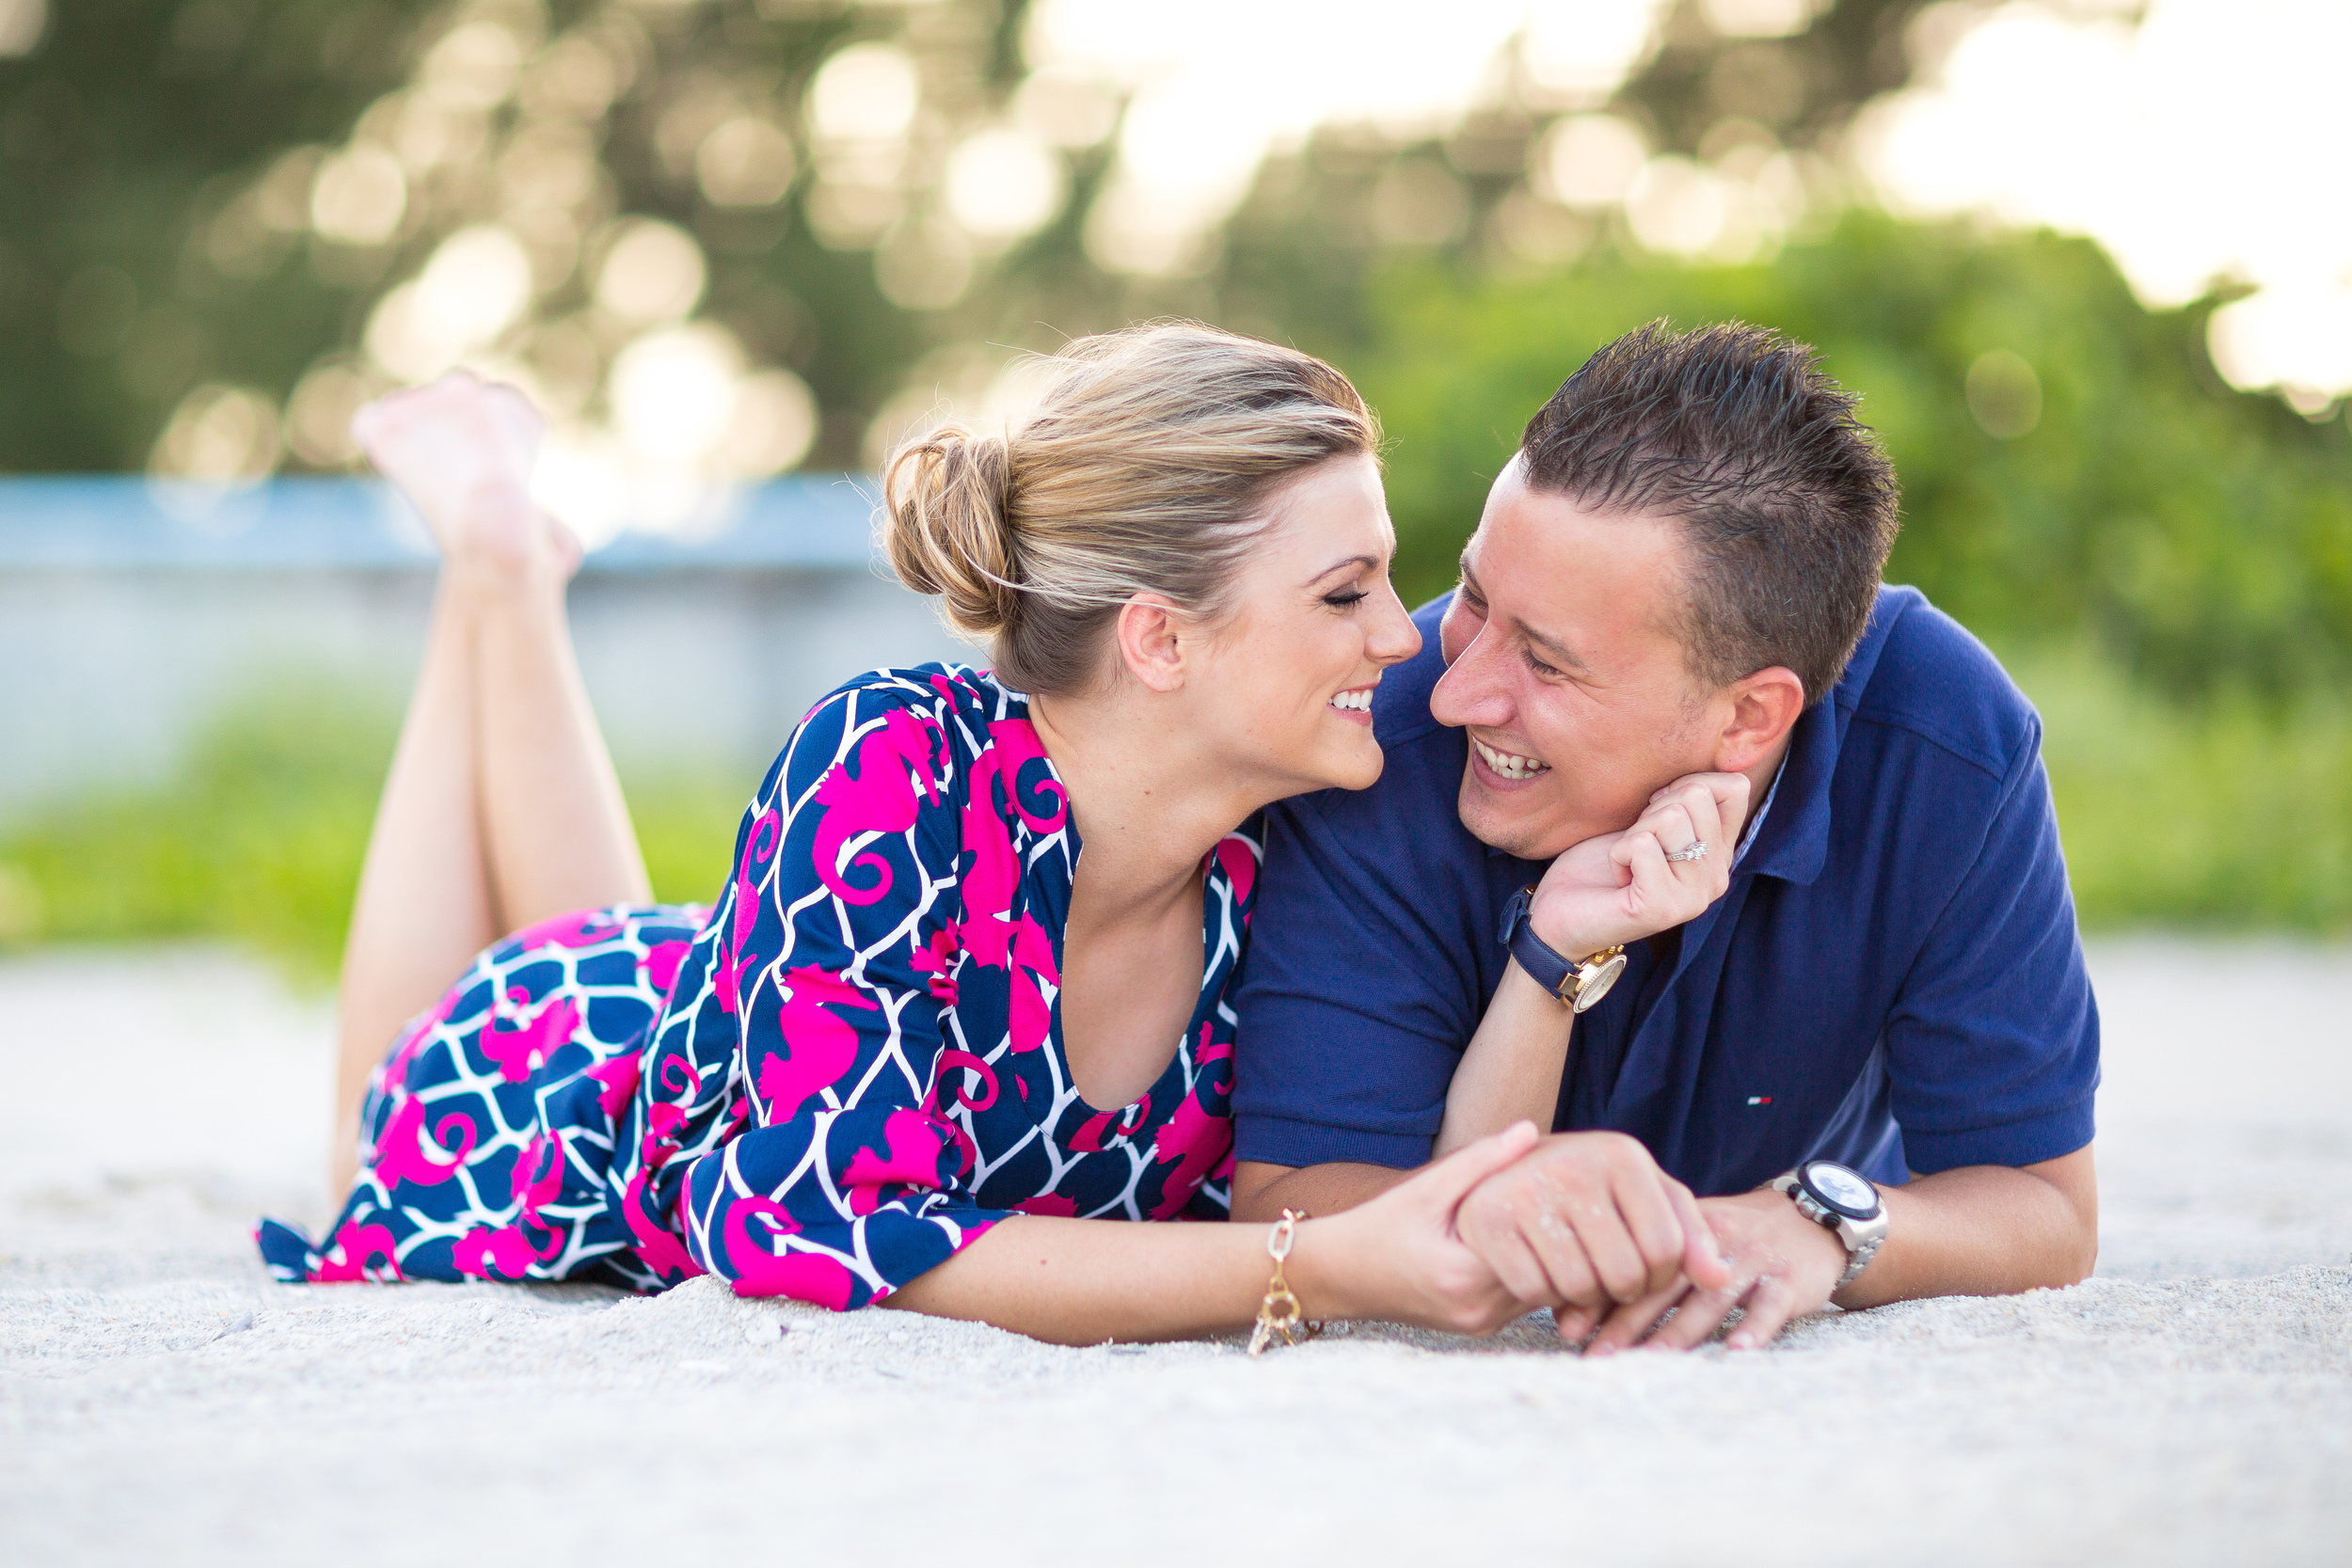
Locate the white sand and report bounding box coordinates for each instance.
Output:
[2,938,2347,1565]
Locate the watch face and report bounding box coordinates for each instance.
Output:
[1571,951,1628,1013]
[1802,1161,1879,1219]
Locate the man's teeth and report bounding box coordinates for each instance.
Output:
[1474,738,1549,780]
[1329,689,1373,712]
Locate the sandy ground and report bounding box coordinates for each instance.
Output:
[2,938,2347,1566]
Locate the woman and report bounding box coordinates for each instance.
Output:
[259,325,1705,1345]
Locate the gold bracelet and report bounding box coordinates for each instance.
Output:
[1247,1208,1323,1356]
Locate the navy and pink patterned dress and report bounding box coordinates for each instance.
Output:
[257,665,1259,1307]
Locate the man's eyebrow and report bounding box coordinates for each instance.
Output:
[1519,621,1589,670]
[1459,551,1588,669]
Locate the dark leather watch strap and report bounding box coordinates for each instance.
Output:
[1499,885,1575,1001]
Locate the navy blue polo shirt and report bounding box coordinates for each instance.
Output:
[1231,586,2099,1194]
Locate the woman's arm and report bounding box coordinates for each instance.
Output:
[1434,963,1577,1157]
[1433,773,1748,1156]
[886,1124,1546,1344]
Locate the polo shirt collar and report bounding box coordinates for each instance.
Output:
[1738,585,1914,889]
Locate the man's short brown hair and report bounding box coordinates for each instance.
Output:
[1518,320,1900,705]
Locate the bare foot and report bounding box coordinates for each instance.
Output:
[352,372,578,583]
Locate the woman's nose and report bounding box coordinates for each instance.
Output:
[1369,589,1422,666]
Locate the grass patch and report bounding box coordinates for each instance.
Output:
[2008,645,2352,932]
[1,656,2344,983]
[0,686,752,986]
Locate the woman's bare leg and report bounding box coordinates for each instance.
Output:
[331,579,498,1187]
[326,373,649,1192]
[472,552,651,934]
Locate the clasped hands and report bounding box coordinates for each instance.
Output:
[1454,1128,1849,1352]
[1334,771,1849,1350]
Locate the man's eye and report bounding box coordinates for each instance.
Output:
[1523,648,1562,678]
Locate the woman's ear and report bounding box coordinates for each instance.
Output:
[1711,666,1805,774]
[1112,594,1190,693]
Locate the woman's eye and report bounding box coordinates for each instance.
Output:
[1323,590,1369,609]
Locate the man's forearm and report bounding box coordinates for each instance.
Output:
[1836,1146,2098,1308]
[1231,1159,1413,1223]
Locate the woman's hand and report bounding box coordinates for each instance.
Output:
[1529,771,1750,960]
[1290,1121,1549,1336]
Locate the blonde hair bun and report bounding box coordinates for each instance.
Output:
[880,322,1376,696]
[883,422,1021,644]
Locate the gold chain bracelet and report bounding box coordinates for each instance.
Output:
[1247,1208,1323,1356]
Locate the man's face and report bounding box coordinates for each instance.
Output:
[1431,460,1722,860]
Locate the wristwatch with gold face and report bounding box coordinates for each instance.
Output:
[1499,886,1627,1013]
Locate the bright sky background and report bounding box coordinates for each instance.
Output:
[1036,0,2352,404]
[1858,0,2352,406]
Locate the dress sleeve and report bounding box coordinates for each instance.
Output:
[650,677,1010,1308]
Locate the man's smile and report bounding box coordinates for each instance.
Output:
[1471,736,1550,782]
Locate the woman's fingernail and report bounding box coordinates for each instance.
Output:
[1585,1340,1615,1358]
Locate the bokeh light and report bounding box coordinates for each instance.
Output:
[945,128,1065,244]
[0,0,44,57]
[1860,0,2352,403]
[364,225,534,382]
[593,220,707,325]
[310,148,408,246]
[149,384,283,487]
[807,43,921,142]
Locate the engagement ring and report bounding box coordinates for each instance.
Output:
[1665,840,1709,863]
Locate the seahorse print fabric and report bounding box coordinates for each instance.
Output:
[258,665,1261,1308]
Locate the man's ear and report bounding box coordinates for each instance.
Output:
[1112,594,1189,693]
[1712,666,1805,774]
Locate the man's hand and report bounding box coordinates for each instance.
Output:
[1559,1189,1846,1354]
[1454,1132,1733,1316]
[1531,772,1751,959]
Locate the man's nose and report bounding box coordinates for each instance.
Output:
[1430,625,1511,728]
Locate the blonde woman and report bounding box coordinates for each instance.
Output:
[259,325,1724,1344]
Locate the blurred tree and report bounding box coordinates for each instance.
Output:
[5,0,1994,487]
[0,0,437,472]
[1347,213,2352,703]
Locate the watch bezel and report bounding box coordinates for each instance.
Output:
[1795,1159,1882,1222]
[1569,948,1628,1013]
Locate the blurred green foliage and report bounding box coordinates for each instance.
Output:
[1,0,1951,477]
[1350,213,2352,705]
[0,0,437,470]
[1,628,2344,991]
[2015,646,2352,930]
[0,686,748,983]
[3,3,2345,965]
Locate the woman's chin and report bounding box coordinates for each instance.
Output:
[1311,736,1387,795]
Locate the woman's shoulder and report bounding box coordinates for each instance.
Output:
[803,663,1026,727]
[774,663,1044,788]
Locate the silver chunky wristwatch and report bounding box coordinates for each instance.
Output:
[1771,1159,1889,1291]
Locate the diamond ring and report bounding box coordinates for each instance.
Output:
[1664,840,1709,863]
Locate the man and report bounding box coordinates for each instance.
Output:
[1231,321,2100,1352]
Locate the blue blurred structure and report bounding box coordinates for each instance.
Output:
[0,476,967,821]
[0,475,882,571]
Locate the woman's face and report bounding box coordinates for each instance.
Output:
[1190,452,1423,797]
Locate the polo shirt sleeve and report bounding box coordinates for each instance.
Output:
[1229,785,1495,1171]
[1883,727,2100,1173]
